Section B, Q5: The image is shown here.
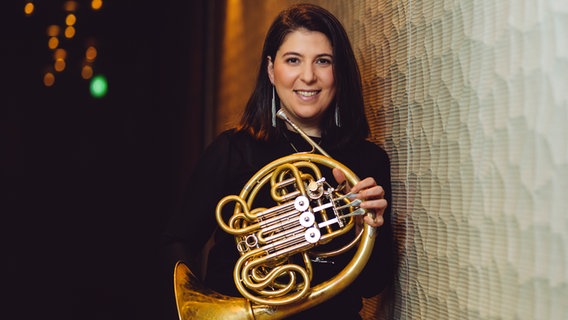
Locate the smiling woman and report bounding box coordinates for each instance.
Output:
[267,28,336,137]
[162,3,395,320]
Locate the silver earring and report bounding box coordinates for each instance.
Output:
[334,103,341,127]
[271,86,277,127]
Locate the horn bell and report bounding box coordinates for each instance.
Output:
[174,261,255,320]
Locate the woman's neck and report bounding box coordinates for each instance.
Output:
[284,123,321,137]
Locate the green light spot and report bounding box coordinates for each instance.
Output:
[90,74,108,98]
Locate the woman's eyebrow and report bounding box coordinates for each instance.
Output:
[281,51,302,57]
[281,52,333,58]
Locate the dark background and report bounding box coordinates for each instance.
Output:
[2,1,219,319]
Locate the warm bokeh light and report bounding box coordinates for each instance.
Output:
[91,0,103,11]
[31,1,106,90]
[54,48,67,60]
[54,58,66,72]
[47,25,61,37]
[24,2,35,16]
[48,37,59,50]
[81,64,94,79]
[64,1,78,12]
[66,14,77,26]
[85,46,98,61]
[64,26,76,39]
[43,72,55,87]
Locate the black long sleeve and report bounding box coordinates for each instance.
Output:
[161,129,395,319]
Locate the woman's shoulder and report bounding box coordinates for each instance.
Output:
[347,139,391,185]
[210,128,239,143]
[204,129,271,164]
[350,138,390,161]
[205,129,254,150]
[330,138,389,175]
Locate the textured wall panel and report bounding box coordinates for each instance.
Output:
[349,0,568,319]
[215,0,568,319]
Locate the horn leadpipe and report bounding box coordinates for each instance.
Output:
[276,109,331,158]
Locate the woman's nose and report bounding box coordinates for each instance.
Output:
[300,64,316,83]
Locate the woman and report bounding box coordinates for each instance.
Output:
[163,3,394,319]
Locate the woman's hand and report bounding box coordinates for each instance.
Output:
[332,168,387,228]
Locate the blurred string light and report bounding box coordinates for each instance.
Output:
[24,2,35,16]
[25,0,107,98]
[90,74,108,98]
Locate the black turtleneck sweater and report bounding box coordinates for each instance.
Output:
[162,129,394,320]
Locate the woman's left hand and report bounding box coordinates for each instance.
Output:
[332,168,387,228]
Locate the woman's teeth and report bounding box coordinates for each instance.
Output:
[296,90,318,97]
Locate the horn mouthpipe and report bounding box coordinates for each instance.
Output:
[276,109,331,158]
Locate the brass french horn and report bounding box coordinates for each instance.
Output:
[173,110,377,320]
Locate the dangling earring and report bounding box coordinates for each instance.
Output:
[271,86,277,127]
[334,103,341,127]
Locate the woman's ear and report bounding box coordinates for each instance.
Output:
[267,56,275,84]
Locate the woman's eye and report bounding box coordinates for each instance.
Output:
[286,57,300,64]
[316,58,332,65]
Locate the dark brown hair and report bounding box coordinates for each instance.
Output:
[237,3,370,149]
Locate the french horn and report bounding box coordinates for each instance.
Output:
[173,109,377,320]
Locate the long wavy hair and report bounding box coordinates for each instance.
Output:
[236,3,370,149]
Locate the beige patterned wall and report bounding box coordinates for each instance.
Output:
[215,1,568,319]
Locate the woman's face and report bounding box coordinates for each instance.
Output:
[268,28,336,136]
